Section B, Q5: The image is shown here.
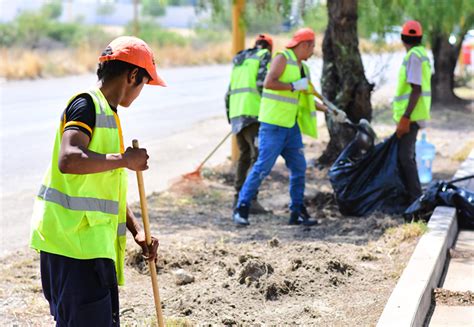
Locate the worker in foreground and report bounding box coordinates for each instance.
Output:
[30,36,164,326]
[233,28,328,226]
[225,33,273,214]
[393,20,432,203]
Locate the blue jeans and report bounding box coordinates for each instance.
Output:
[237,122,306,212]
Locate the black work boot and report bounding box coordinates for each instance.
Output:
[249,198,269,214]
[289,205,318,226]
[233,203,250,226]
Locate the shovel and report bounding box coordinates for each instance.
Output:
[311,88,376,139]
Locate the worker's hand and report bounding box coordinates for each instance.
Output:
[123,147,149,171]
[396,116,411,138]
[134,230,159,262]
[331,108,347,123]
[291,78,309,91]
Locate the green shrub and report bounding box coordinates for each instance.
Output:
[125,20,189,47]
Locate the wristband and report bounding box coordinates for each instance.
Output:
[290,83,295,92]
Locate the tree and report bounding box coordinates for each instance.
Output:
[318,0,374,164]
[142,0,167,17]
[359,0,474,104]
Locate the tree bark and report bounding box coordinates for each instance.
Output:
[431,31,467,105]
[318,0,373,165]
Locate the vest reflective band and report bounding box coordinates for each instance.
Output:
[229,48,270,119]
[258,49,318,138]
[30,88,128,285]
[393,45,432,123]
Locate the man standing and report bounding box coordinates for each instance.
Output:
[233,28,328,226]
[30,36,164,325]
[226,34,273,214]
[393,20,432,203]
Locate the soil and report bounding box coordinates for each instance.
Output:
[0,104,472,326]
[433,289,474,306]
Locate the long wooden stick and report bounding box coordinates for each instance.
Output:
[132,139,164,327]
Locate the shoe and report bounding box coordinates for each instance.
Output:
[288,205,318,226]
[233,204,250,226]
[249,199,269,214]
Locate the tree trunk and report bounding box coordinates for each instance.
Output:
[318,0,373,165]
[431,32,467,105]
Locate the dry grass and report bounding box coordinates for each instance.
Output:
[0,45,98,79]
[452,140,474,162]
[0,34,401,80]
[385,221,428,244]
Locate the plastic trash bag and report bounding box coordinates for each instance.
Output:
[329,133,410,216]
[403,176,474,228]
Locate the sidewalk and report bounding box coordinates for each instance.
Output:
[377,150,474,327]
[428,171,474,326]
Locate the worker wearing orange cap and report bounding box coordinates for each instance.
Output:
[393,20,432,202]
[225,34,273,214]
[233,28,328,226]
[30,36,164,325]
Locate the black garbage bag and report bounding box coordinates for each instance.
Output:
[403,176,474,228]
[329,133,410,216]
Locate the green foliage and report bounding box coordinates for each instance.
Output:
[0,3,112,49]
[358,0,474,43]
[40,0,62,20]
[96,3,116,16]
[302,2,328,33]
[196,0,293,34]
[125,20,189,47]
[168,0,193,5]
[193,26,230,43]
[142,0,167,17]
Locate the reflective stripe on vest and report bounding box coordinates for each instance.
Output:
[228,48,269,119]
[38,185,119,215]
[392,46,432,123]
[117,222,127,236]
[229,87,259,95]
[393,91,432,101]
[89,91,118,129]
[262,92,299,105]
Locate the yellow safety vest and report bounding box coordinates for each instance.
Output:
[258,49,317,138]
[229,48,270,119]
[30,88,128,285]
[393,45,432,123]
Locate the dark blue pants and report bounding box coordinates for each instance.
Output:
[40,251,119,326]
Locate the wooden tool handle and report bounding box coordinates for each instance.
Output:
[132,139,165,327]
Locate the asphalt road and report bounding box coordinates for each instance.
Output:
[0,52,403,256]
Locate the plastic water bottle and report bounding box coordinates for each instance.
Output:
[416,131,436,184]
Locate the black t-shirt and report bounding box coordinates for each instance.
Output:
[62,94,117,139]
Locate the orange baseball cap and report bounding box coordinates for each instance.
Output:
[286,28,315,48]
[256,33,273,49]
[401,20,423,37]
[99,36,166,86]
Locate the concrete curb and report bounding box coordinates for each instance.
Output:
[377,150,474,327]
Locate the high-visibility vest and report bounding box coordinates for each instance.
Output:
[229,48,270,119]
[258,49,317,138]
[30,89,128,285]
[393,45,432,123]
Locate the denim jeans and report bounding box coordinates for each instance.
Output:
[237,122,306,212]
